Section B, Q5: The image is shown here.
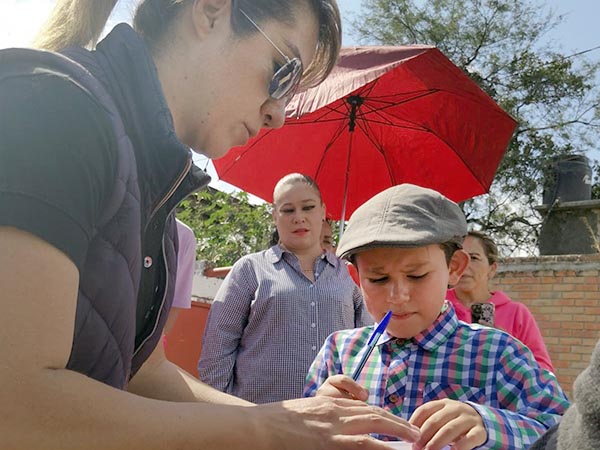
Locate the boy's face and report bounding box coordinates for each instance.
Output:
[355,244,468,339]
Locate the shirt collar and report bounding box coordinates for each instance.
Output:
[322,249,339,267]
[268,244,336,267]
[268,244,285,263]
[377,301,459,351]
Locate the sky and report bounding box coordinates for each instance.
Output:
[2,1,598,51]
[1,0,599,195]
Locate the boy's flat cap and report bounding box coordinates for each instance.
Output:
[337,184,467,260]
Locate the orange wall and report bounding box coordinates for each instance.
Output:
[164,301,211,377]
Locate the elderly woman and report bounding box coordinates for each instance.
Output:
[446,231,554,372]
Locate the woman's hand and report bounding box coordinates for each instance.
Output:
[409,399,486,450]
[253,396,421,450]
[316,374,370,401]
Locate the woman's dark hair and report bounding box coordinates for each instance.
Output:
[467,230,499,265]
[269,229,280,247]
[35,0,341,90]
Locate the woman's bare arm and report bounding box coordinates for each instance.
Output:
[0,226,420,450]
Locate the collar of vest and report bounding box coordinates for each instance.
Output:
[63,24,210,214]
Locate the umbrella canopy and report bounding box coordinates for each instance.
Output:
[214,45,517,221]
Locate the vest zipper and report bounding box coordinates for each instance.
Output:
[133,156,193,358]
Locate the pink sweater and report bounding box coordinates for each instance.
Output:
[446,289,555,372]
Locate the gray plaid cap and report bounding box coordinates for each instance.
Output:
[337,184,467,260]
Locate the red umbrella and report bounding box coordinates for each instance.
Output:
[214,45,517,224]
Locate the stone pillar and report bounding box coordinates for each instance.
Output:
[536,200,600,255]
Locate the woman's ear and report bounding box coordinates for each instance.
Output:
[191,0,230,38]
[448,249,470,286]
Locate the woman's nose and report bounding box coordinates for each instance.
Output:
[292,211,306,223]
[261,98,286,129]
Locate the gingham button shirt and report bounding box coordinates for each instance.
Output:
[198,245,372,403]
[304,303,570,449]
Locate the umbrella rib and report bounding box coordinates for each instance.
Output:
[298,92,365,123]
[314,119,349,181]
[356,107,487,192]
[290,89,440,127]
[357,99,428,131]
[357,117,428,131]
[353,90,439,122]
[217,129,275,177]
[353,117,398,186]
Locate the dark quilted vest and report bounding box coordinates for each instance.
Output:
[0,34,209,388]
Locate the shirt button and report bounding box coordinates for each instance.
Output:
[311,323,316,328]
[312,346,317,351]
[310,302,316,307]
[144,256,153,268]
[388,394,400,404]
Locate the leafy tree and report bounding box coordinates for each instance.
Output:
[351,0,600,255]
[177,189,273,267]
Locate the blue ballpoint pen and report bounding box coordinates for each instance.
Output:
[351,310,393,381]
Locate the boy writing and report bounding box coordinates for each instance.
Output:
[304,184,569,450]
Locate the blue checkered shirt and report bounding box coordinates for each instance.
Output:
[304,303,569,449]
[198,245,372,403]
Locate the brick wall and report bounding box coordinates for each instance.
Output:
[493,253,600,399]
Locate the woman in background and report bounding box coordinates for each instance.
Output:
[199,173,372,403]
[447,231,554,372]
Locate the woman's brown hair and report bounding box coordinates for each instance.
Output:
[34,0,341,89]
[273,173,323,206]
[467,230,499,265]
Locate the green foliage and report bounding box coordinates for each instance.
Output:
[177,189,273,267]
[352,0,600,255]
[593,161,600,199]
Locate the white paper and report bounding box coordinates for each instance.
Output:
[383,442,450,450]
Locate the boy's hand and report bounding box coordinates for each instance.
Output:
[316,374,370,401]
[409,399,486,450]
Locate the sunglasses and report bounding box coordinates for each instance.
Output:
[239,9,303,103]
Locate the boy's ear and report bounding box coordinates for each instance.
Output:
[448,249,470,285]
[191,0,231,38]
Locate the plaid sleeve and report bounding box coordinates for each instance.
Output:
[468,337,570,449]
[304,332,342,397]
